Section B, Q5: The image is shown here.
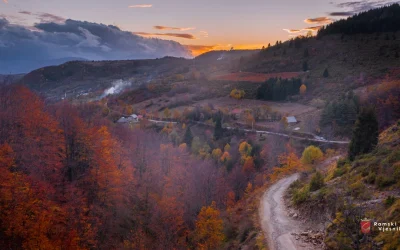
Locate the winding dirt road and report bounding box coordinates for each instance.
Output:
[259,174,311,250]
[260,157,341,250]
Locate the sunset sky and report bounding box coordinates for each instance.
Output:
[1,0,398,55]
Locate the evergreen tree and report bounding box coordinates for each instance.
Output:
[183,127,193,146]
[256,77,302,101]
[214,115,224,140]
[303,48,309,58]
[323,68,329,77]
[302,61,309,71]
[348,107,379,160]
[294,38,302,49]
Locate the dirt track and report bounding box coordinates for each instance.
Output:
[259,174,312,250]
[259,157,341,250]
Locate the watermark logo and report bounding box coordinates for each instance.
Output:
[361,218,371,234]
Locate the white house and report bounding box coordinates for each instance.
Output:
[286,116,297,124]
[117,114,139,123]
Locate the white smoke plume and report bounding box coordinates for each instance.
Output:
[102,79,132,97]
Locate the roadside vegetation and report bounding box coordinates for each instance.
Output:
[288,120,400,249]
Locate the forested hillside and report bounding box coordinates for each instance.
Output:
[0,85,296,249]
[317,4,400,36]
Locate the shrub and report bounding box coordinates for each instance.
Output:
[365,172,376,184]
[337,158,350,168]
[376,175,396,189]
[333,167,348,178]
[293,185,310,205]
[385,196,396,207]
[348,181,370,200]
[309,172,324,191]
[289,179,303,190]
[383,150,400,165]
[301,146,324,165]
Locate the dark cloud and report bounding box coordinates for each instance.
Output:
[329,0,399,16]
[0,18,9,29]
[0,18,191,73]
[328,11,355,16]
[18,11,66,23]
[304,17,333,24]
[133,31,196,39]
[18,11,32,15]
[303,25,324,31]
[283,29,302,33]
[154,25,195,31]
[37,13,66,23]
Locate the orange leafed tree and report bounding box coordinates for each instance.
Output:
[0,144,79,249]
[270,143,303,182]
[300,84,307,95]
[194,201,225,250]
[242,156,255,174]
[150,197,188,249]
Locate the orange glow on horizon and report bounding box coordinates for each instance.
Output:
[187,43,264,56]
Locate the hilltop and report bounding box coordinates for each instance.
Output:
[17,50,257,101]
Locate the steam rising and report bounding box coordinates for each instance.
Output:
[102,79,132,97]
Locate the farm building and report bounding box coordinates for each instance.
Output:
[286,116,297,124]
[117,114,139,123]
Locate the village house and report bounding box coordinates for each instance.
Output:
[286,116,298,125]
[117,114,139,123]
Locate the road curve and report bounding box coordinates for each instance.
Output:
[260,174,304,250]
[260,157,341,250]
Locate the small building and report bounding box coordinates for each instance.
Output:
[130,114,138,121]
[117,114,139,123]
[286,116,297,124]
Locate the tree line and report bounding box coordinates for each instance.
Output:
[256,77,303,101]
[317,4,400,37]
[319,91,360,136]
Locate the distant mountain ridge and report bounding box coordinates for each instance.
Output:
[0,57,87,75]
[0,18,192,74]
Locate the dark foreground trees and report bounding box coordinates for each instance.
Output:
[348,107,379,160]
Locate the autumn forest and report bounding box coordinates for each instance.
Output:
[0,85,295,249]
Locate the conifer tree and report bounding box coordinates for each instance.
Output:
[303,48,309,58]
[323,68,329,77]
[348,107,379,160]
[183,127,193,146]
[214,115,223,140]
[302,61,309,71]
